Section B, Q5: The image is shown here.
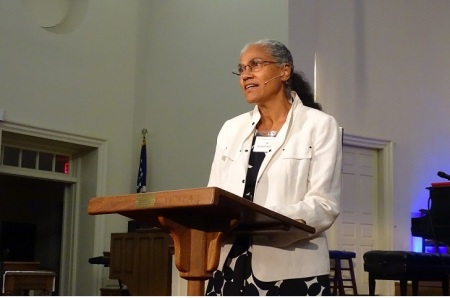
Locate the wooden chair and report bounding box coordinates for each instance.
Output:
[329,250,358,295]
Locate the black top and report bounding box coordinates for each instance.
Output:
[242,134,266,201]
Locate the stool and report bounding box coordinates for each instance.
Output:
[329,250,358,295]
[363,250,450,296]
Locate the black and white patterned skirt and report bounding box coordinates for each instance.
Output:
[205,236,330,296]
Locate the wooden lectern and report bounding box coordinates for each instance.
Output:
[88,187,315,296]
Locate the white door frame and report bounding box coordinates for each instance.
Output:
[334,133,395,295]
[342,133,394,251]
[0,121,108,295]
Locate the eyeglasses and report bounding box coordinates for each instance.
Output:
[232,59,279,76]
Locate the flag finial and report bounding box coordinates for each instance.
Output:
[141,128,148,143]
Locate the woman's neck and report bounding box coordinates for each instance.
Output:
[256,97,291,132]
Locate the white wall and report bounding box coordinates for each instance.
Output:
[2,0,450,294]
[1,0,141,195]
[0,0,289,294]
[142,0,290,191]
[289,0,450,250]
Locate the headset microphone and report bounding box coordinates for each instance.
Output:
[264,74,283,85]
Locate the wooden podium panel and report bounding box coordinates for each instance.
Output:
[109,231,172,295]
[88,187,315,295]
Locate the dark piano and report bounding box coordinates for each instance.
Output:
[411,183,450,247]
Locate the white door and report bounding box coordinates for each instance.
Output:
[327,145,378,295]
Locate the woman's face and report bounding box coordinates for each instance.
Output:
[237,45,287,105]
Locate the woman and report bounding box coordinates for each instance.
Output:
[206,39,342,296]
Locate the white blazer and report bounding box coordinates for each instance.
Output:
[208,92,342,281]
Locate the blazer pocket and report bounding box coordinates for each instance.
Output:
[281,143,312,160]
[220,144,238,162]
[274,144,312,184]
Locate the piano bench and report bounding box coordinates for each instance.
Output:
[363,250,450,296]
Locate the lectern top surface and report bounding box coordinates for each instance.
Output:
[88,187,315,234]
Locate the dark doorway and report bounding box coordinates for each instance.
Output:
[0,221,36,261]
[0,174,66,295]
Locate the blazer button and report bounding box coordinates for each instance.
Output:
[242,179,245,183]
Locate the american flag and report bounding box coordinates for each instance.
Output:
[136,132,147,193]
